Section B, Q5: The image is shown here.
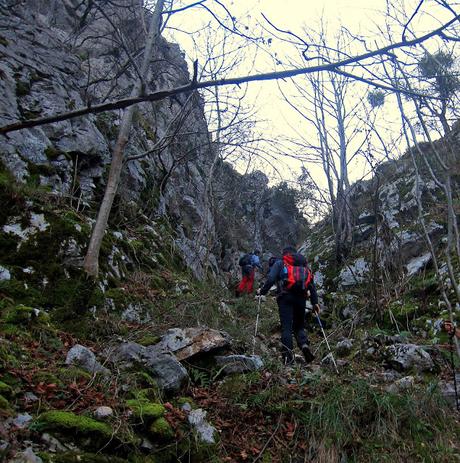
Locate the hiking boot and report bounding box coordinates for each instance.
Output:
[301,344,315,363]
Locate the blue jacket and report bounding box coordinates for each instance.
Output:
[260,258,318,304]
[250,254,262,270]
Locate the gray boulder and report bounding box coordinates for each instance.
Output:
[214,355,264,374]
[10,448,43,463]
[385,344,434,372]
[386,375,415,393]
[143,351,188,393]
[111,342,145,366]
[187,409,216,444]
[149,327,231,361]
[336,339,353,357]
[108,342,188,393]
[65,344,110,376]
[439,374,460,408]
[0,265,11,281]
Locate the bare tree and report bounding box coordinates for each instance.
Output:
[83,0,165,276]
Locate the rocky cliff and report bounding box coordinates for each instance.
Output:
[0,0,304,282]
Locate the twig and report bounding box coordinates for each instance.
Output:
[252,413,282,463]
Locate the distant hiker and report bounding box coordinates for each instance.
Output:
[257,246,319,365]
[237,250,262,295]
[267,256,279,274]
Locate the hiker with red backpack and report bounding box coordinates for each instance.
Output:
[257,246,319,365]
[237,250,262,295]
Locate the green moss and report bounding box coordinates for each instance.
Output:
[149,417,174,439]
[0,280,44,307]
[0,394,10,410]
[58,367,92,383]
[4,305,34,324]
[104,287,128,304]
[0,381,12,396]
[0,343,21,368]
[28,163,56,178]
[126,399,165,421]
[95,113,118,139]
[34,411,113,437]
[45,145,61,161]
[33,371,63,387]
[38,452,127,463]
[16,80,31,96]
[177,397,195,408]
[137,334,160,346]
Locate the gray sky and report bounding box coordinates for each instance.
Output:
[164,0,459,215]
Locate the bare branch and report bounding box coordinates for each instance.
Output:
[1,13,459,135]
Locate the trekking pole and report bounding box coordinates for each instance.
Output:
[449,332,460,412]
[252,295,262,356]
[315,313,339,374]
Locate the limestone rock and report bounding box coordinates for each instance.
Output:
[121,304,150,324]
[385,344,434,372]
[439,374,460,408]
[94,406,114,420]
[65,344,110,376]
[336,339,353,357]
[41,433,68,453]
[149,327,231,361]
[10,448,43,463]
[143,351,188,393]
[12,413,33,429]
[338,258,369,288]
[386,375,415,393]
[214,355,264,374]
[187,409,216,444]
[0,265,11,281]
[406,252,431,276]
[110,342,145,366]
[108,341,188,393]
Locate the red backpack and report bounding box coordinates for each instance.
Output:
[281,253,313,293]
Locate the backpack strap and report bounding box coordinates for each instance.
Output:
[305,268,313,288]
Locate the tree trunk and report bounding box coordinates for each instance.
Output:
[83,0,165,277]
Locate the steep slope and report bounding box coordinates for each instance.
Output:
[0,1,459,462]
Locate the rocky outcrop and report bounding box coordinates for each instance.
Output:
[0,0,305,282]
[385,344,435,373]
[150,327,231,360]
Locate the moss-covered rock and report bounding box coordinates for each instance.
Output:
[34,411,113,438]
[0,394,11,411]
[150,417,174,439]
[137,334,160,346]
[0,380,13,396]
[176,397,195,408]
[126,399,165,421]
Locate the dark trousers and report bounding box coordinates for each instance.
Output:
[277,293,308,361]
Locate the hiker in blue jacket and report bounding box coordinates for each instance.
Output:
[258,246,319,365]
